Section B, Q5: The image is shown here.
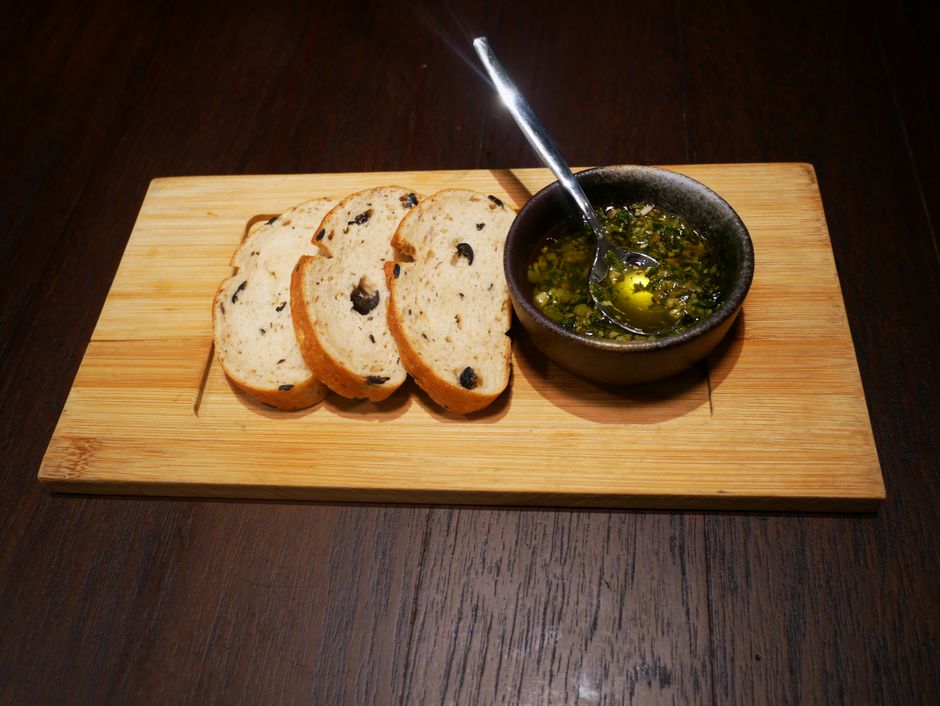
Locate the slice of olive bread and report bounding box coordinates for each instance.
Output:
[291,186,420,401]
[212,198,334,410]
[385,189,514,413]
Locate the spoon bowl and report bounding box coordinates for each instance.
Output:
[588,241,679,336]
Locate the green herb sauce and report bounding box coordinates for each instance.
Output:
[526,203,726,340]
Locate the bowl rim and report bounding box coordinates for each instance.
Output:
[505,164,755,352]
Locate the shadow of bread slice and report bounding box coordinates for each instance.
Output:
[212,198,334,410]
[291,186,420,401]
[385,189,515,413]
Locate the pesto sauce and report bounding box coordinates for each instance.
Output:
[526,203,726,340]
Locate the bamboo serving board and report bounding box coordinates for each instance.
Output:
[38,164,884,511]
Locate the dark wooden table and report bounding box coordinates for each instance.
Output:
[3,0,938,703]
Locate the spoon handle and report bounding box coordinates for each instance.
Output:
[472,37,604,234]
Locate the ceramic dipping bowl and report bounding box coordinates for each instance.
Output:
[504,165,754,385]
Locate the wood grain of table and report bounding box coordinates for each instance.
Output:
[2,0,938,704]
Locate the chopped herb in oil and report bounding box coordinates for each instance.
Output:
[527,203,726,340]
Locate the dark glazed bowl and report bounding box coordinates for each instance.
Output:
[505,165,754,385]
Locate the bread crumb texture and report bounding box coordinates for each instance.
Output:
[388,189,514,411]
[213,198,334,408]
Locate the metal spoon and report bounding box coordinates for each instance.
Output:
[473,36,675,336]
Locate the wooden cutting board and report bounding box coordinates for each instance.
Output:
[38,164,885,511]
